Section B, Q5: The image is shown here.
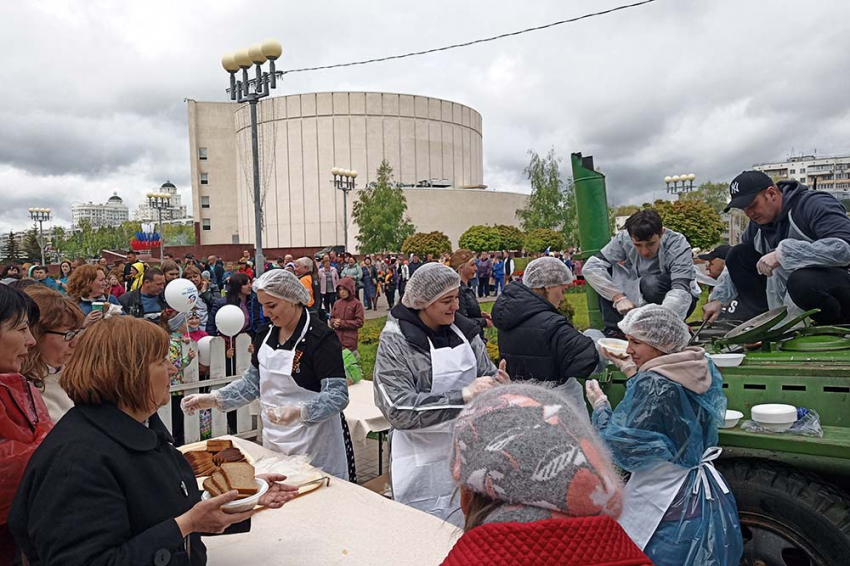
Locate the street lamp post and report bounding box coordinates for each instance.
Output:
[147,192,172,260]
[331,168,358,252]
[221,38,283,278]
[664,173,697,195]
[28,208,51,265]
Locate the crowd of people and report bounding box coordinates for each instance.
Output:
[6,170,849,564]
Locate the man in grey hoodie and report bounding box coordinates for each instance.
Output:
[704,171,850,325]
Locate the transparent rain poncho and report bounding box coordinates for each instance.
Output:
[214,362,349,426]
[253,269,310,305]
[618,304,691,354]
[401,263,460,309]
[523,256,574,288]
[592,356,743,565]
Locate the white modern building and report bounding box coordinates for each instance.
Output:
[753,153,850,191]
[71,192,129,228]
[186,92,528,251]
[134,181,189,223]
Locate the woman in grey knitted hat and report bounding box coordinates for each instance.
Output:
[441,383,651,566]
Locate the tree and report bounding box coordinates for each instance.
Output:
[650,199,725,250]
[494,224,524,251]
[458,225,501,252]
[516,148,580,246]
[524,228,565,254]
[679,181,729,214]
[401,231,452,258]
[23,226,42,261]
[609,204,641,234]
[2,231,21,263]
[352,160,415,254]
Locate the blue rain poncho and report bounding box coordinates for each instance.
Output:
[592,357,743,566]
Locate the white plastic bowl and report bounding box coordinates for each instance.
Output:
[722,410,744,429]
[598,338,628,356]
[751,404,797,432]
[709,353,745,367]
[202,477,269,514]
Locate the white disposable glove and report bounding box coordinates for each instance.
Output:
[181,393,219,415]
[264,406,302,425]
[702,300,723,324]
[462,376,496,403]
[585,379,610,410]
[613,296,636,315]
[493,359,510,384]
[756,251,780,277]
[599,347,637,377]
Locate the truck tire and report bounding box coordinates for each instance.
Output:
[717,458,850,566]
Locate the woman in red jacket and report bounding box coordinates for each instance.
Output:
[0,284,52,565]
[441,382,651,566]
[330,277,364,355]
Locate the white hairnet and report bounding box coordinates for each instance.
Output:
[401,263,460,309]
[523,257,574,288]
[618,304,690,354]
[252,269,310,305]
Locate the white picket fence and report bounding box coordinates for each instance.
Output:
[156,334,262,444]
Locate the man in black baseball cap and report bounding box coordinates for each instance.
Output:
[697,244,731,280]
[703,171,850,326]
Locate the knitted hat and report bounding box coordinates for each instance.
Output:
[451,383,623,524]
[449,249,475,271]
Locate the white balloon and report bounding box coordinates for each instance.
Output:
[164,279,199,313]
[216,304,245,337]
[197,336,214,366]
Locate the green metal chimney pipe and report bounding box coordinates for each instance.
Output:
[571,152,610,331]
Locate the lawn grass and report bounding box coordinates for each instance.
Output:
[356,286,711,379]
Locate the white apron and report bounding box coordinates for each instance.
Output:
[258,311,349,480]
[617,446,730,549]
[391,325,478,525]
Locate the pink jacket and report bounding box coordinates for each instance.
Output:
[318,266,340,295]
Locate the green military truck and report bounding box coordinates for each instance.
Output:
[572,153,850,566]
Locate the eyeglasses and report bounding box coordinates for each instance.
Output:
[45,328,85,341]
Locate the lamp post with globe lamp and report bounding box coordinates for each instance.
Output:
[331,168,357,252]
[664,173,697,195]
[221,38,283,277]
[28,207,51,265]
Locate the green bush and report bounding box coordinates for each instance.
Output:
[401,231,452,258]
[494,225,525,251]
[524,228,565,253]
[459,225,502,252]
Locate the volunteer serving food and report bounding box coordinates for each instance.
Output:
[182,269,355,481]
[373,263,509,525]
[8,316,296,566]
[586,304,743,565]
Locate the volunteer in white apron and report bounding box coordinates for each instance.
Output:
[373,263,509,525]
[585,305,743,566]
[182,269,354,481]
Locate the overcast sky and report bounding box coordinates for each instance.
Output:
[2,0,849,233]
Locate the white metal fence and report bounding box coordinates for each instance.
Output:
[156,334,262,444]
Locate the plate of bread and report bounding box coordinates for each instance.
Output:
[201,461,268,513]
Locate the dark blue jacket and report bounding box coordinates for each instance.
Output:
[742,181,850,250]
[206,293,266,337]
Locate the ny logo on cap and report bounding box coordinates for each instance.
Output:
[730,181,739,194]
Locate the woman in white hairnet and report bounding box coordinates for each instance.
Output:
[181,270,355,481]
[492,256,604,411]
[373,262,509,525]
[585,304,742,566]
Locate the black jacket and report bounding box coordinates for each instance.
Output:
[742,180,850,251]
[390,303,481,354]
[206,293,266,337]
[9,404,248,565]
[457,283,487,340]
[118,289,164,320]
[491,282,598,384]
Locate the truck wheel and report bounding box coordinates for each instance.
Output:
[717,458,850,566]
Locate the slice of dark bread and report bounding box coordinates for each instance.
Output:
[210,470,229,495]
[203,476,224,497]
[220,462,258,496]
[206,439,233,452]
